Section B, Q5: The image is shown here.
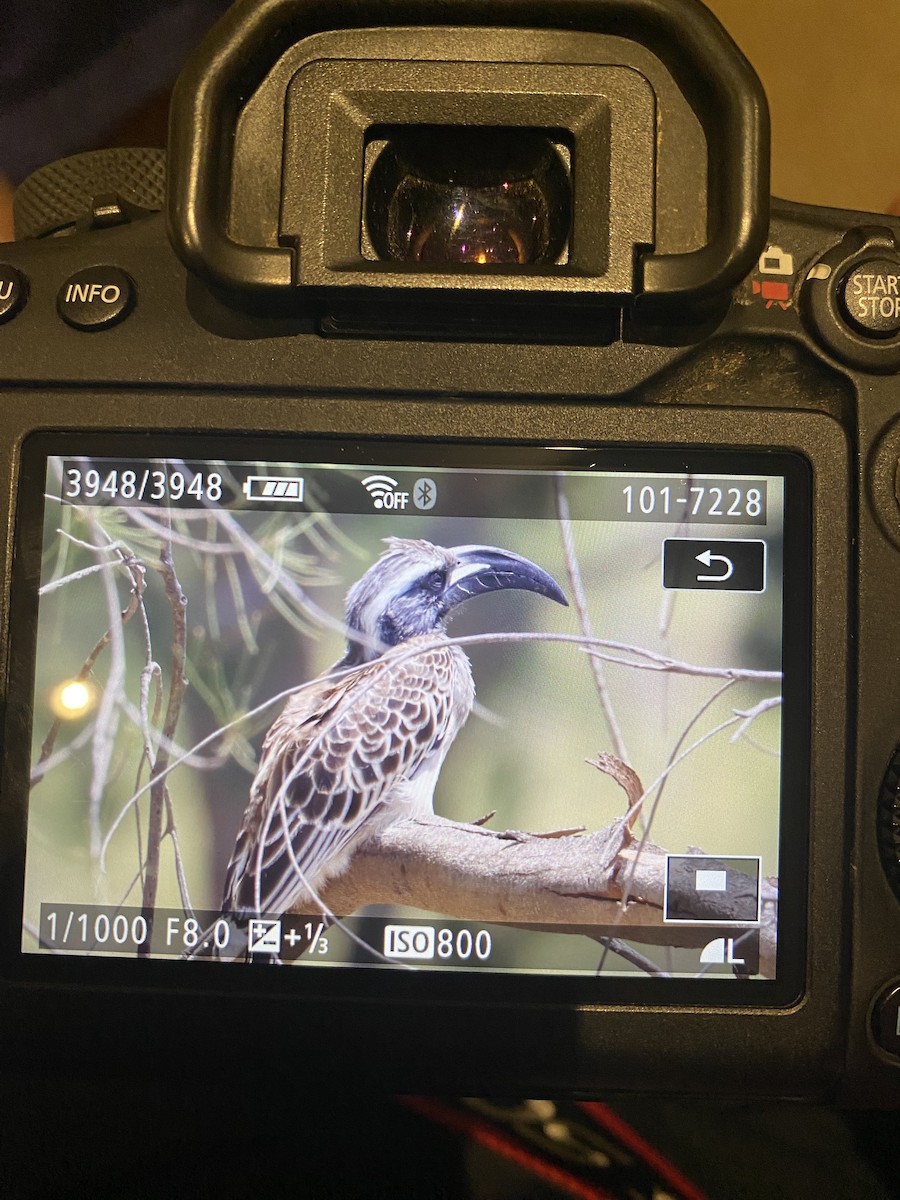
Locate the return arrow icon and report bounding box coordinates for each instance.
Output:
[663,540,766,593]
[695,549,734,582]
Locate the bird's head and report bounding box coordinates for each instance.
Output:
[342,538,568,664]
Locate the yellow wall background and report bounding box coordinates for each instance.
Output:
[707,0,900,214]
[2,3,899,237]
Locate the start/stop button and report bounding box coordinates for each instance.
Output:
[840,259,900,338]
[872,981,900,1059]
[802,227,900,372]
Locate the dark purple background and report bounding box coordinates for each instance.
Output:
[0,0,229,182]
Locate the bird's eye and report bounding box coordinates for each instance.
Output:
[422,569,446,593]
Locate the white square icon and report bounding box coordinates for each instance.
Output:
[695,870,728,892]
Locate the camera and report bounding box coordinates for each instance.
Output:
[1,0,899,1105]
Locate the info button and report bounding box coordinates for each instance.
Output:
[58,267,135,331]
[663,539,766,593]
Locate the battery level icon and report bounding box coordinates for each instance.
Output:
[242,475,305,503]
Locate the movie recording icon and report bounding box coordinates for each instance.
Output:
[242,474,305,502]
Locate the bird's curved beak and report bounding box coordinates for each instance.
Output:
[442,545,568,612]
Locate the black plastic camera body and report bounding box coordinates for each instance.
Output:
[1,0,900,1105]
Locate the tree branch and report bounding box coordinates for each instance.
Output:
[139,544,188,949]
[555,477,629,764]
[316,816,777,979]
[33,550,144,784]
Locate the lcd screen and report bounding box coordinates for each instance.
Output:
[15,438,809,990]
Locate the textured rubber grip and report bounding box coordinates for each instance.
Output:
[14,148,166,240]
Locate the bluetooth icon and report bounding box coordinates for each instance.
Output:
[413,478,438,511]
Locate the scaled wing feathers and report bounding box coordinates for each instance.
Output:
[222,636,473,918]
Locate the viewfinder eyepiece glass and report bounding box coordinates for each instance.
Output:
[365,126,572,267]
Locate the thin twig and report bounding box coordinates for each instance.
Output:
[203,518,222,642]
[583,645,779,681]
[139,543,188,951]
[648,678,737,829]
[164,791,195,918]
[116,696,227,770]
[618,696,781,912]
[128,502,359,645]
[224,552,258,655]
[596,937,671,978]
[109,508,243,554]
[33,556,143,781]
[730,697,782,742]
[555,476,629,763]
[130,589,160,892]
[114,864,146,912]
[52,528,134,555]
[88,543,136,862]
[740,730,781,759]
[38,560,120,595]
[594,679,734,975]
[30,720,97,785]
[101,628,783,858]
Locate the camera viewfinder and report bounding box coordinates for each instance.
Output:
[363,126,572,268]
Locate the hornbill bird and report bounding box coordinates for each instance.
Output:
[219,537,567,952]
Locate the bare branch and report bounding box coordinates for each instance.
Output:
[30,720,97,786]
[591,680,738,979]
[116,697,227,769]
[583,644,780,682]
[650,678,737,823]
[51,527,134,555]
[619,696,782,911]
[555,477,629,763]
[139,544,189,945]
[103,628,782,861]
[587,752,643,829]
[116,508,243,555]
[129,501,364,647]
[729,696,782,742]
[315,816,777,979]
[38,560,120,595]
[88,542,137,862]
[164,791,194,918]
[597,938,672,978]
[223,551,258,655]
[33,551,143,784]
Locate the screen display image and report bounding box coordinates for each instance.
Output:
[17,440,806,989]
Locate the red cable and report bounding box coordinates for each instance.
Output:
[578,1101,709,1200]
[402,1095,616,1200]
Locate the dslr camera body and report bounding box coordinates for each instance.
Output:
[1,0,899,1104]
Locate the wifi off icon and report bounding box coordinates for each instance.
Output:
[361,474,410,511]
